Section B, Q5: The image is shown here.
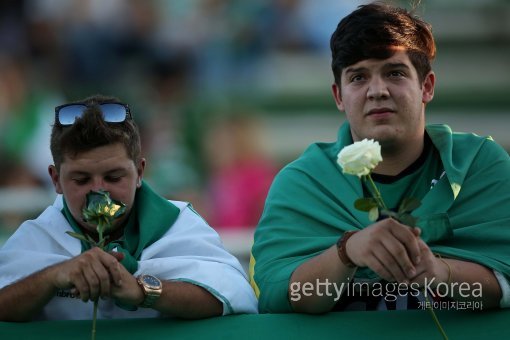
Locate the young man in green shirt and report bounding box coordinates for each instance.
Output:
[251,2,510,313]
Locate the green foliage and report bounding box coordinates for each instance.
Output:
[354,198,378,212]
[356,180,421,227]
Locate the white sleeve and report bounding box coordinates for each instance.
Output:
[0,204,79,289]
[494,270,510,308]
[135,201,258,315]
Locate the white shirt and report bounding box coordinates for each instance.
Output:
[0,197,258,319]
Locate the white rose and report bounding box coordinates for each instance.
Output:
[337,139,382,177]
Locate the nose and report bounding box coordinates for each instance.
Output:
[90,178,107,192]
[367,76,389,100]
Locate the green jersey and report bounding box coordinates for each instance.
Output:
[251,122,510,312]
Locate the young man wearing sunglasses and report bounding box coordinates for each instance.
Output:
[0,94,258,321]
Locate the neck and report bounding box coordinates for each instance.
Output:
[373,136,425,176]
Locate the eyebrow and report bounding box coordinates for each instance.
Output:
[383,62,411,70]
[68,168,128,176]
[344,66,367,75]
[344,62,411,75]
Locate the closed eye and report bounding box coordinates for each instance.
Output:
[72,177,89,185]
[105,175,123,183]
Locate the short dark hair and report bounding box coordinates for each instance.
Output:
[330,2,436,85]
[50,94,142,169]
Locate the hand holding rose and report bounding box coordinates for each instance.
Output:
[337,139,448,339]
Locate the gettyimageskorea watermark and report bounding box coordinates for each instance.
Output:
[418,300,483,311]
[289,278,483,308]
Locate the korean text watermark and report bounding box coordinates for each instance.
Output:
[289,278,482,309]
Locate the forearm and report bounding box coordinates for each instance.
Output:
[289,245,357,314]
[0,265,59,321]
[437,259,501,309]
[152,281,223,319]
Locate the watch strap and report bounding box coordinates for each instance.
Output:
[136,275,162,308]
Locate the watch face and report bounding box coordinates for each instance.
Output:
[142,275,161,288]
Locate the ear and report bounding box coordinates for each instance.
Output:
[136,158,146,188]
[48,165,63,194]
[422,71,435,104]
[331,83,345,112]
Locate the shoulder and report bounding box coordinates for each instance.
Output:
[451,132,509,162]
[428,124,509,168]
[162,200,217,237]
[167,199,190,212]
[275,141,338,181]
[447,130,510,182]
[291,140,338,168]
[18,199,69,235]
[469,137,510,175]
[431,124,505,154]
[1,202,77,254]
[168,200,206,223]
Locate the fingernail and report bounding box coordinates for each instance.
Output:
[415,256,421,264]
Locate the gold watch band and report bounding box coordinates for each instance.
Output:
[136,275,162,308]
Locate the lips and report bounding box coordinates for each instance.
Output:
[367,108,395,115]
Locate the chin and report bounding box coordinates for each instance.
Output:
[363,132,393,144]
[370,125,399,139]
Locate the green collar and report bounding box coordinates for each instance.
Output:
[62,181,180,274]
[335,122,487,200]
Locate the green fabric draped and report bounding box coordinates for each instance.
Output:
[63,181,180,274]
[251,121,510,312]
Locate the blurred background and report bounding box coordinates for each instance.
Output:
[1,0,509,268]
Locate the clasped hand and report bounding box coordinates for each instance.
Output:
[346,218,449,287]
[50,247,143,305]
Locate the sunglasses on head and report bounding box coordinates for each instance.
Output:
[54,102,132,126]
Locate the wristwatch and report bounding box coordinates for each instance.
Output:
[136,274,163,308]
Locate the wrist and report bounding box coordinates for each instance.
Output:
[46,262,68,290]
[433,255,452,295]
[134,279,146,306]
[435,255,452,284]
[336,231,358,268]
